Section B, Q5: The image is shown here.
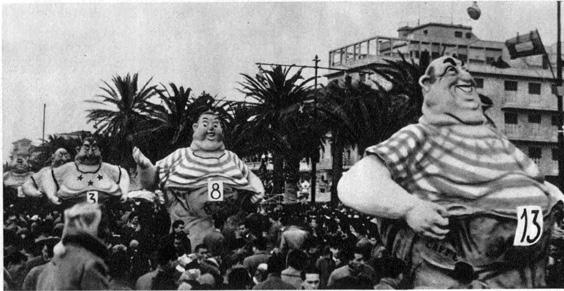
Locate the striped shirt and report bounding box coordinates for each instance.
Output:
[366,122,555,216]
[156,147,256,192]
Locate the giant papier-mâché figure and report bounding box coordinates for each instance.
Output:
[338,56,564,288]
[43,137,129,209]
[22,148,71,198]
[133,110,265,248]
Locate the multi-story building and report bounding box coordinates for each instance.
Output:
[324,22,561,186]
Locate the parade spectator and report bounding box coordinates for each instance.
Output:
[4,245,28,290]
[281,249,308,288]
[373,257,406,289]
[300,266,321,290]
[135,244,178,290]
[252,263,269,286]
[252,253,295,290]
[315,245,336,289]
[327,247,377,287]
[21,237,58,290]
[227,267,253,289]
[36,203,110,290]
[279,215,309,253]
[243,236,270,275]
[108,244,133,290]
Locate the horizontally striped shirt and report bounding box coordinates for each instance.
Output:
[366,122,555,217]
[156,147,256,192]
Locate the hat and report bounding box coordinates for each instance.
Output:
[34,235,60,246]
[61,203,102,238]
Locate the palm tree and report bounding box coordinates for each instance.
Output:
[318,56,425,204]
[238,65,318,203]
[85,73,159,166]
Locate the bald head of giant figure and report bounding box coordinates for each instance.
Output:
[418,56,485,125]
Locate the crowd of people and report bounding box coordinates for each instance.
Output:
[4,185,564,290]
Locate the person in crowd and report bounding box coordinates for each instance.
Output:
[194,244,209,264]
[338,55,564,288]
[373,257,407,289]
[133,109,265,248]
[135,244,178,290]
[252,253,295,290]
[227,267,253,290]
[22,148,71,198]
[108,244,133,290]
[281,249,308,288]
[160,220,189,249]
[300,266,321,290]
[4,245,28,290]
[36,203,110,290]
[243,236,270,275]
[327,247,377,287]
[173,233,192,260]
[315,245,336,289]
[21,236,58,290]
[280,214,309,253]
[252,263,269,286]
[42,136,129,208]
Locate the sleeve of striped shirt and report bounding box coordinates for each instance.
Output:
[156,148,184,185]
[364,124,425,181]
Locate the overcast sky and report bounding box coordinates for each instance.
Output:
[2,1,559,162]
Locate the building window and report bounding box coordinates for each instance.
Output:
[528,113,541,124]
[504,112,518,124]
[458,54,467,62]
[466,32,472,39]
[474,78,484,88]
[413,51,420,58]
[528,83,541,94]
[424,30,428,35]
[486,57,495,64]
[553,148,559,161]
[504,80,518,91]
[552,115,561,126]
[528,147,542,159]
[431,52,440,59]
[455,31,463,38]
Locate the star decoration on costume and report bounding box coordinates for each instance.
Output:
[87,180,94,186]
[77,175,83,181]
[97,174,103,180]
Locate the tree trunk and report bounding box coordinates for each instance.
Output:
[272,153,284,194]
[330,133,344,206]
[283,155,300,204]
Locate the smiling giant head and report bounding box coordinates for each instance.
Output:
[190,110,225,152]
[419,56,485,125]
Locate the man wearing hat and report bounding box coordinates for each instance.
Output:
[36,203,110,290]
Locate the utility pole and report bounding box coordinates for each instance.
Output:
[557,1,564,189]
[311,55,320,204]
[42,103,46,145]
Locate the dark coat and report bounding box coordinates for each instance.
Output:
[36,233,109,290]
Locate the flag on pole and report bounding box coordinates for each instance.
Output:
[505,30,546,59]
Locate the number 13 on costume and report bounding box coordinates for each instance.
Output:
[207,180,224,202]
[513,205,543,246]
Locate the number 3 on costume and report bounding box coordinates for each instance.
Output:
[513,205,543,246]
[207,180,224,202]
[86,191,99,204]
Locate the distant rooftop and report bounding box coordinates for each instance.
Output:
[397,22,472,32]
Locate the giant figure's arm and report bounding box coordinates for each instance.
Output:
[118,167,130,202]
[248,171,265,203]
[42,167,62,205]
[132,147,157,190]
[338,155,450,239]
[22,176,42,197]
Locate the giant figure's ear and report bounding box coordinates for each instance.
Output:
[193,123,199,132]
[419,74,432,93]
[75,146,81,154]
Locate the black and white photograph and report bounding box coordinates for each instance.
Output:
[3,1,564,289]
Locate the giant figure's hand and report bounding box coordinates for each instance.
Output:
[47,194,62,205]
[404,200,450,240]
[132,147,152,169]
[250,192,264,204]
